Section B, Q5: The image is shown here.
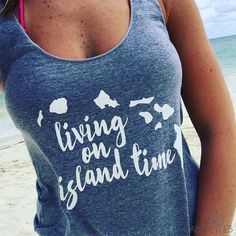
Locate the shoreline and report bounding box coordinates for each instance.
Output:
[0,133,24,150]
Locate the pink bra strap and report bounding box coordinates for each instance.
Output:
[19,0,26,31]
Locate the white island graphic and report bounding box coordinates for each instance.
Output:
[94,90,120,109]
[37,110,44,127]
[139,111,153,124]
[49,97,68,114]
[154,103,174,120]
[129,96,154,107]
[173,124,184,169]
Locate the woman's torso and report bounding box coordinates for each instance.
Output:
[0,0,199,235]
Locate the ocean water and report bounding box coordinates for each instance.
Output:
[0,34,236,148]
[210,35,236,101]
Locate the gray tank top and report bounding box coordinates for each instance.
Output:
[0,0,200,235]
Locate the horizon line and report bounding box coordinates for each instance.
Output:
[209,34,236,40]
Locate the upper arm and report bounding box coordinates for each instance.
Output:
[164,0,236,141]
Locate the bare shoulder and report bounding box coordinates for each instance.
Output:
[159,0,203,28]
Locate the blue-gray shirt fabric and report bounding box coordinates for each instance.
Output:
[0,0,200,235]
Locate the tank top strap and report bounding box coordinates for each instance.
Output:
[132,0,167,32]
[19,0,26,31]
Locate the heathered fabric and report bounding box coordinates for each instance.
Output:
[0,0,200,235]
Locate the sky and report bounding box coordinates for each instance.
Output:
[195,0,236,39]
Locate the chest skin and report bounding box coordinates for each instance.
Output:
[13,0,131,60]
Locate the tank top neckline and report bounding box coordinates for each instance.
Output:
[10,0,134,63]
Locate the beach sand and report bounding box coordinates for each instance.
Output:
[0,101,235,236]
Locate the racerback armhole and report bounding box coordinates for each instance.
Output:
[152,0,167,28]
[19,0,26,32]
